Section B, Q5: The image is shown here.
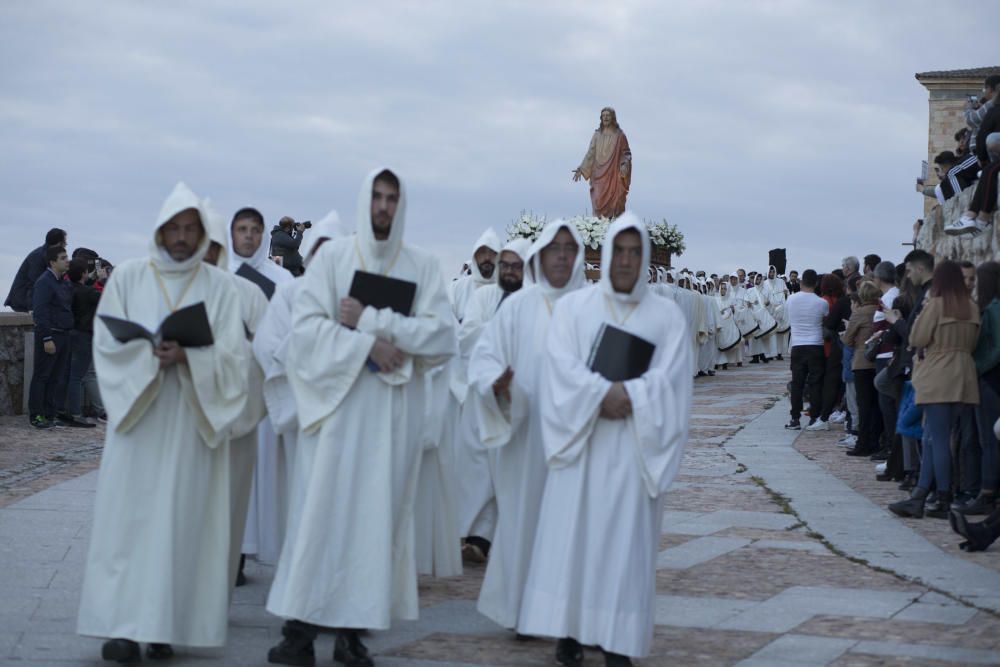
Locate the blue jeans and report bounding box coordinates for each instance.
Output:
[65,330,93,417]
[918,403,962,493]
[975,377,1000,492]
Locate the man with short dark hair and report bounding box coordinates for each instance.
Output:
[27,245,73,428]
[786,269,800,294]
[269,215,306,276]
[784,269,828,430]
[63,258,103,428]
[863,254,882,278]
[5,228,67,312]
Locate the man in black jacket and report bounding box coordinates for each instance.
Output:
[64,258,102,427]
[28,245,73,429]
[269,216,305,276]
[5,228,67,312]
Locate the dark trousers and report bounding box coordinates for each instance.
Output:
[919,403,962,493]
[975,377,1000,492]
[970,159,1000,214]
[875,359,897,449]
[65,330,93,417]
[790,345,825,421]
[820,342,843,421]
[956,405,981,496]
[854,368,881,452]
[28,331,70,419]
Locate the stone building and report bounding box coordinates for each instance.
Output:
[914,66,1000,262]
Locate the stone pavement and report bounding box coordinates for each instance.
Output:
[2,361,1000,666]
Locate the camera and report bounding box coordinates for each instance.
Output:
[301,221,312,229]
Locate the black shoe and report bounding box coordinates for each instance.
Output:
[776,354,784,361]
[236,553,247,587]
[869,448,890,461]
[602,649,634,666]
[333,630,373,667]
[761,356,770,363]
[462,535,491,562]
[268,621,317,666]
[955,492,997,516]
[722,363,729,370]
[58,412,97,428]
[707,370,716,376]
[749,356,760,364]
[925,491,953,519]
[950,510,998,552]
[30,414,54,429]
[784,419,801,430]
[846,446,875,457]
[556,637,583,667]
[102,639,141,663]
[696,371,707,377]
[898,472,917,491]
[737,362,743,367]
[146,643,174,660]
[889,487,928,519]
[875,471,895,482]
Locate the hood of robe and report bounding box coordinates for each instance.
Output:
[150,182,211,274]
[201,198,230,269]
[355,166,407,271]
[467,227,501,284]
[528,219,585,300]
[500,237,532,285]
[764,264,784,291]
[301,208,348,269]
[599,213,650,304]
[717,281,735,306]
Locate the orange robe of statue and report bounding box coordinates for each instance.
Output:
[578,128,631,218]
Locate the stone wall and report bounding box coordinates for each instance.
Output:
[0,313,33,416]
[916,186,1000,264]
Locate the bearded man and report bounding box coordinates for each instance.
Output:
[265,168,456,667]
[77,183,248,661]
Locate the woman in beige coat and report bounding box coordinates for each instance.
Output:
[841,281,881,457]
[890,260,980,519]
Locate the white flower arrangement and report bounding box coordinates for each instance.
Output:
[507,212,685,257]
[569,215,612,250]
[645,218,685,256]
[506,211,547,241]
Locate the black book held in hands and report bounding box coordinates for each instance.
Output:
[348,270,417,316]
[235,262,276,300]
[587,323,656,382]
[99,302,215,348]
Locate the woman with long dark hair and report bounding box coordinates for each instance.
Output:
[890,260,980,519]
[955,262,1000,516]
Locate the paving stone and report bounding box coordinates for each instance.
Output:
[851,639,1000,665]
[654,594,758,628]
[749,539,831,555]
[736,634,857,666]
[656,536,751,570]
[891,600,978,626]
[719,587,916,633]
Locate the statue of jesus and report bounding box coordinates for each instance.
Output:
[572,107,631,219]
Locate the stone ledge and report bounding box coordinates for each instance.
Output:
[0,313,33,327]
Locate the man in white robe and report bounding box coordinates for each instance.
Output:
[698,280,719,376]
[467,223,584,631]
[77,183,248,661]
[762,265,790,359]
[225,208,295,573]
[251,210,346,572]
[518,214,692,666]
[748,273,778,362]
[447,227,501,322]
[715,281,743,368]
[414,237,530,576]
[201,202,270,592]
[444,227,503,561]
[265,168,456,666]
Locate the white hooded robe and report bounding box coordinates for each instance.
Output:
[467,225,584,629]
[265,168,456,629]
[517,215,692,658]
[77,183,249,647]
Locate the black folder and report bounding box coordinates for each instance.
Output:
[99,302,215,348]
[587,323,656,382]
[236,262,276,300]
[348,270,417,316]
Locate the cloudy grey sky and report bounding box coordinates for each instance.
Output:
[1,1,997,302]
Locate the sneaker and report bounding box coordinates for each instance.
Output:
[806,419,829,431]
[838,435,858,448]
[784,419,801,430]
[875,462,887,474]
[944,216,978,236]
[30,415,53,430]
[971,218,993,236]
[829,411,846,424]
